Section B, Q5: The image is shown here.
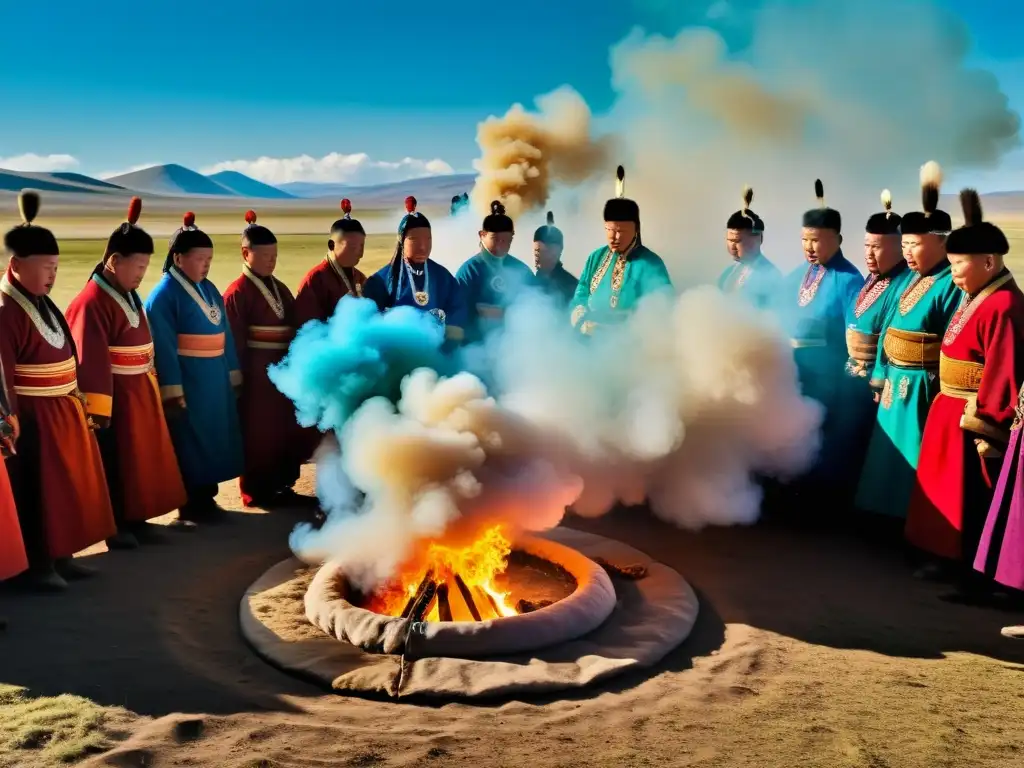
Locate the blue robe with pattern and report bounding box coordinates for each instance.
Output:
[362,259,469,340]
[144,267,244,489]
[455,251,535,344]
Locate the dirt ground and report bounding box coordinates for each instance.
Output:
[1,465,1023,768]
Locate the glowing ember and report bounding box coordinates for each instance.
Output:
[365,526,519,621]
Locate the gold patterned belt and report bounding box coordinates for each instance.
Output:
[109,343,155,375]
[845,328,879,362]
[939,353,984,399]
[883,328,940,368]
[12,358,78,397]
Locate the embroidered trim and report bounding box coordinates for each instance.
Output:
[898,274,937,316]
[170,267,222,326]
[400,258,429,306]
[0,275,66,349]
[242,263,285,320]
[327,254,362,297]
[92,273,141,329]
[942,272,1013,346]
[853,274,892,318]
[797,265,825,307]
[1012,383,1024,432]
[588,248,627,310]
[728,264,753,292]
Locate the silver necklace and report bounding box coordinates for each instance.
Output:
[92,273,141,329]
[0,275,66,349]
[242,263,284,320]
[170,267,222,325]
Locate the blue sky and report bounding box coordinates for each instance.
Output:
[0,0,1021,189]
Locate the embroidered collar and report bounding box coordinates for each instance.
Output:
[326,253,362,297]
[943,271,1013,346]
[92,271,142,329]
[169,266,222,326]
[242,263,284,320]
[0,273,66,349]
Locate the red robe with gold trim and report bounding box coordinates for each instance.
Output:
[293,256,367,328]
[906,272,1024,562]
[0,343,28,580]
[65,272,187,523]
[0,269,115,559]
[224,268,303,505]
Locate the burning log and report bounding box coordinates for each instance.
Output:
[401,570,436,619]
[453,573,483,622]
[436,582,454,622]
[516,598,554,614]
[410,581,437,623]
[477,586,503,619]
[593,557,648,580]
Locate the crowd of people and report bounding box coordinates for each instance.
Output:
[0,162,1021,641]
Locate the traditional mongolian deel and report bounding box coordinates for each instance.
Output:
[0,339,28,581]
[145,215,244,494]
[718,185,782,309]
[908,190,1024,563]
[293,199,368,328]
[778,179,865,494]
[456,201,534,344]
[362,196,468,342]
[570,166,673,335]
[856,165,960,519]
[66,267,187,524]
[224,211,305,506]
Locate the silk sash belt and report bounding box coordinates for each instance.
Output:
[12,358,77,397]
[884,328,940,369]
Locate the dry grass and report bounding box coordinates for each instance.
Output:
[0,685,136,767]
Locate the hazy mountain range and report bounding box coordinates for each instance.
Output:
[0,163,1020,213]
[0,163,477,207]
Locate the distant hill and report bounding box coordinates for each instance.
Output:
[50,172,125,190]
[105,164,237,197]
[0,168,125,195]
[205,170,295,199]
[279,173,477,206]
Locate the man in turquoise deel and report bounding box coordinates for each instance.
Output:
[717,185,781,309]
[570,165,673,335]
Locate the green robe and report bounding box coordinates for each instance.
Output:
[854,261,962,518]
[570,244,673,333]
[717,253,782,310]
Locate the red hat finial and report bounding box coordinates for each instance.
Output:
[404,195,417,213]
[183,211,196,228]
[244,209,257,225]
[127,196,142,225]
[340,198,352,214]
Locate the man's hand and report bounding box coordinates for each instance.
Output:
[873,391,881,404]
[91,414,111,430]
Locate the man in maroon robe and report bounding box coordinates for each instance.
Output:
[0,191,116,590]
[224,210,308,507]
[907,189,1024,600]
[293,199,368,327]
[65,197,188,544]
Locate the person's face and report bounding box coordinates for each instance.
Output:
[243,243,278,277]
[949,252,999,294]
[533,240,563,272]
[403,229,432,263]
[480,230,513,257]
[9,254,59,296]
[801,227,840,265]
[726,229,761,262]
[901,233,945,274]
[863,233,901,275]
[605,221,636,253]
[331,232,365,268]
[174,247,213,283]
[108,252,151,292]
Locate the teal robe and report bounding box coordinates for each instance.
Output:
[455,251,534,344]
[570,244,673,333]
[855,261,961,518]
[145,267,244,489]
[717,253,782,309]
[776,252,865,491]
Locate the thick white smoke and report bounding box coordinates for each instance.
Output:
[288,288,822,590]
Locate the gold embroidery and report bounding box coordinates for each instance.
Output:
[881,378,893,410]
[589,249,614,295]
[943,272,1012,346]
[570,304,586,328]
[1011,383,1024,432]
[898,274,937,316]
[854,274,892,318]
[883,328,941,368]
[588,248,626,309]
[939,353,985,395]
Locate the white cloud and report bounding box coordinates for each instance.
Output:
[0,153,80,173]
[199,152,455,186]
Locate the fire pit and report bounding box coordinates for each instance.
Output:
[304,531,618,659]
[240,528,700,700]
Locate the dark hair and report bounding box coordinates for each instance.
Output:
[386,196,431,306]
[241,209,278,247]
[104,197,155,261]
[163,211,214,272]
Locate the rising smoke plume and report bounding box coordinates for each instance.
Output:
[277,289,822,590]
[446,0,1019,284]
